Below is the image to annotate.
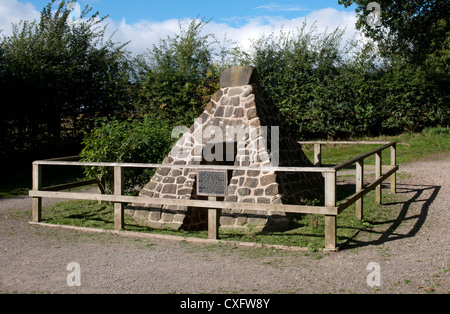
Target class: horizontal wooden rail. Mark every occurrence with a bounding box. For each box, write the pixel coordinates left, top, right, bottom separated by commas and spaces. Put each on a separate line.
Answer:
29, 190, 338, 216
40, 179, 98, 192
33, 159, 336, 173
40, 155, 81, 162
333, 142, 394, 171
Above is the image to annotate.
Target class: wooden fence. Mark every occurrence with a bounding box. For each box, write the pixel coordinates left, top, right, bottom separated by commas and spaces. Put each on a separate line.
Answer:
29, 141, 398, 251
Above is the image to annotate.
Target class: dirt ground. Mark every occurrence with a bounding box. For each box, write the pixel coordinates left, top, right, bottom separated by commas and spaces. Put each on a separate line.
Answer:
0, 152, 449, 294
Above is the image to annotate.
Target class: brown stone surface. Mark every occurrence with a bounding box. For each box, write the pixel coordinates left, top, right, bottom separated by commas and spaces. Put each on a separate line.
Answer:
220, 66, 259, 88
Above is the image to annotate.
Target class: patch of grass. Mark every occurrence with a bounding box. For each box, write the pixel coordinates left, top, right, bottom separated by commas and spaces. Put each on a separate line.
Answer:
222, 189, 402, 250
45, 200, 115, 229
0, 188, 31, 199
44, 200, 209, 239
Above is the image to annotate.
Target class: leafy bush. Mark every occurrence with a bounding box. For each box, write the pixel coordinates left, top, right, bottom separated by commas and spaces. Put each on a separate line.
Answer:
133, 18, 222, 126
379, 62, 449, 134
422, 126, 450, 136
80, 115, 175, 194
0, 0, 132, 167
234, 24, 385, 139
233, 22, 448, 139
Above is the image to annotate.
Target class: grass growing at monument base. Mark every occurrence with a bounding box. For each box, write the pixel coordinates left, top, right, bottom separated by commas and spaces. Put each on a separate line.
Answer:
43, 188, 402, 251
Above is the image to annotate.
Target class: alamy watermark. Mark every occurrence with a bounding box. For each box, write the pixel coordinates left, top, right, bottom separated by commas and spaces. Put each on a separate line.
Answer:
366, 262, 381, 287
66, 2, 82, 26
67, 262, 81, 287
170, 119, 280, 167
366, 2, 382, 28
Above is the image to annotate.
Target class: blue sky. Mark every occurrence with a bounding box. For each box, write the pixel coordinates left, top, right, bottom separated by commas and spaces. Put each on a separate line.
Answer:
16, 0, 356, 24
1, 0, 359, 55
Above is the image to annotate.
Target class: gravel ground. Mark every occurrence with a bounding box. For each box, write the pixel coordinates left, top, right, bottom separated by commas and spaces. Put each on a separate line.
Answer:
0, 152, 449, 294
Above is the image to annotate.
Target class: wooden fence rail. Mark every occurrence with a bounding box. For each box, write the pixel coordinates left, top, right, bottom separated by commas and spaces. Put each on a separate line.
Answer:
29, 141, 398, 251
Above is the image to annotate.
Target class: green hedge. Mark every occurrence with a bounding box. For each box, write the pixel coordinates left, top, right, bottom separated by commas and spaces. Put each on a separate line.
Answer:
237, 26, 449, 140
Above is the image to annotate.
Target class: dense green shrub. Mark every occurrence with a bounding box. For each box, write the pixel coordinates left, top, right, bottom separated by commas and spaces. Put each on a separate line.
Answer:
379, 62, 449, 134
133, 18, 222, 126
0, 0, 132, 167
80, 115, 175, 194
233, 23, 448, 140
233, 24, 384, 139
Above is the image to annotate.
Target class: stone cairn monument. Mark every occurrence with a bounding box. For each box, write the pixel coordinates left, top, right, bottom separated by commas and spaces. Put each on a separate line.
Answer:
125, 66, 324, 231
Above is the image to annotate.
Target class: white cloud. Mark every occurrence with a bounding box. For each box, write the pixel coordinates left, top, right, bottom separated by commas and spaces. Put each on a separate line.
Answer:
307, 8, 358, 35
0, 0, 40, 36
107, 8, 359, 56
104, 17, 189, 54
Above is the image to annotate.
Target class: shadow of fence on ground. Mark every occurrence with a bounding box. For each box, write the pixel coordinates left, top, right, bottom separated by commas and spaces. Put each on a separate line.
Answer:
340, 183, 441, 250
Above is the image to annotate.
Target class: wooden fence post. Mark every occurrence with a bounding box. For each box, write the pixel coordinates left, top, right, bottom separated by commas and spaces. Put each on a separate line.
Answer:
391, 143, 397, 194
324, 171, 336, 250
314, 144, 322, 167
114, 166, 124, 230
32, 163, 42, 222
375, 151, 382, 204
208, 196, 220, 240
356, 159, 364, 221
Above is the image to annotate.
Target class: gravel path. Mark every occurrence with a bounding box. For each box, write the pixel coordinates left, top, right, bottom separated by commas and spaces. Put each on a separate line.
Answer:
1, 152, 449, 294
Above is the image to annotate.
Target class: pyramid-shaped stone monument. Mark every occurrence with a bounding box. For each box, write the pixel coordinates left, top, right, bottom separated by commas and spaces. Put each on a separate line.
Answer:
125, 66, 324, 231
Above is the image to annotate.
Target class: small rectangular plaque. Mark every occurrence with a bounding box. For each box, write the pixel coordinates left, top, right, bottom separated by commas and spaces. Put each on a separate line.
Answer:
197, 170, 227, 197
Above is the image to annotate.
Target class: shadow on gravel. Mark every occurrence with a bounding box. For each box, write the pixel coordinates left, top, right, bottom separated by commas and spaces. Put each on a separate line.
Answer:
341, 183, 441, 250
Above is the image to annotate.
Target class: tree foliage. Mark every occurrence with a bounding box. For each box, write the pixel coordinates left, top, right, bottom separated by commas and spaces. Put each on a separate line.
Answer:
133, 18, 223, 126
337, 0, 450, 134
338, 0, 450, 64
0, 0, 132, 166
233, 20, 448, 139
80, 115, 174, 194
233, 24, 380, 139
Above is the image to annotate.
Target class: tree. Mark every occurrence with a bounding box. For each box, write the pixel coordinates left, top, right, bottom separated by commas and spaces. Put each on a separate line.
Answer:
0, 0, 132, 166
235, 22, 367, 139
338, 0, 449, 131
338, 0, 450, 64
134, 18, 223, 126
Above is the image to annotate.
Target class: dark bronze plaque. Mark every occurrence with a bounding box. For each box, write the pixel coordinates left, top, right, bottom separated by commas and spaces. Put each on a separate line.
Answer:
197, 170, 227, 197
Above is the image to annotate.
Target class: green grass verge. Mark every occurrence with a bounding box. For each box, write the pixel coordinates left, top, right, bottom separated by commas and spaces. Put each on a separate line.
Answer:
43, 200, 209, 239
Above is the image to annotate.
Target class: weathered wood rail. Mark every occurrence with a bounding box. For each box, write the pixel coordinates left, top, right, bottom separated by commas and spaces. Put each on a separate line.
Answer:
29, 141, 398, 251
